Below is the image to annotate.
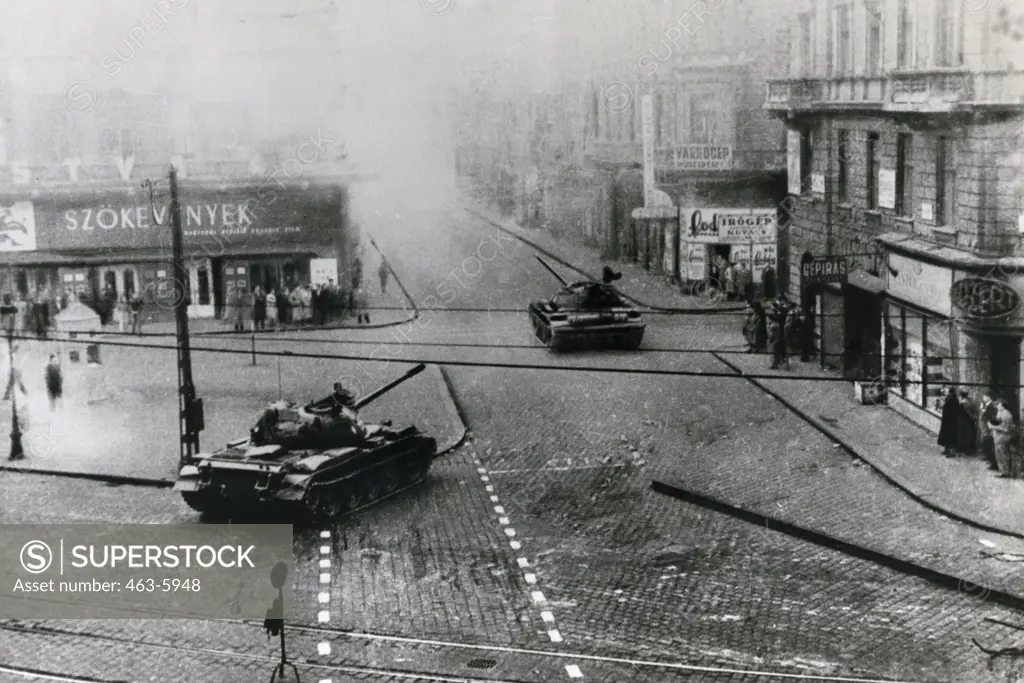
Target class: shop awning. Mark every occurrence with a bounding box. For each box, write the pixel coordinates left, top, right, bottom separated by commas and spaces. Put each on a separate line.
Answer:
1, 245, 324, 267
847, 269, 886, 295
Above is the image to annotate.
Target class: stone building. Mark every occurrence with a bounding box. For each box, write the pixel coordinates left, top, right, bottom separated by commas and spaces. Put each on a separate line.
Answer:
456, 0, 790, 290
766, 0, 1024, 430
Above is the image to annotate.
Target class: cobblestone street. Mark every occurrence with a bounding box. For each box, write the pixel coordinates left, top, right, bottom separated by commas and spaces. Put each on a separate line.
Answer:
6, 202, 1024, 681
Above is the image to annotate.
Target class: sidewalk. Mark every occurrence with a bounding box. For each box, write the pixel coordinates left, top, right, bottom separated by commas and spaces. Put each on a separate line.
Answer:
464, 202, 747, 313
722, 351, 1024, 539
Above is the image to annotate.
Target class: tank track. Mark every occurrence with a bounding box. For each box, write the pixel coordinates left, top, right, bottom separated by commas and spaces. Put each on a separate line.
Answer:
296, 450, 432, 524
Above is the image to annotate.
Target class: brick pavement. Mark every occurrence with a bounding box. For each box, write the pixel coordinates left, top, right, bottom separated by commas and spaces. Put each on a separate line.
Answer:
723, 351, 1024, 539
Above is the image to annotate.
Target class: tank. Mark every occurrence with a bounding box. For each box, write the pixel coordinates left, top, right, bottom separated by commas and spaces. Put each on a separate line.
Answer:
528, 256, 645, 351
173, 363, 438, 522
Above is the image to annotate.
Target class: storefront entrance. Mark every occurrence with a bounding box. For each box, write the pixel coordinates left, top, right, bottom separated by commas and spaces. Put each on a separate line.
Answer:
990, 335, 1021, 420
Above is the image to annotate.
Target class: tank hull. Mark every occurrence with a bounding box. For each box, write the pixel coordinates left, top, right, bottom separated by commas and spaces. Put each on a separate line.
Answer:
174, 428, 438, 522
528, 301, 645, 351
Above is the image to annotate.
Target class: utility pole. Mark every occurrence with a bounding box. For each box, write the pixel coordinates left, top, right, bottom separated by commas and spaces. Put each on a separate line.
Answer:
167, 165, 203, 467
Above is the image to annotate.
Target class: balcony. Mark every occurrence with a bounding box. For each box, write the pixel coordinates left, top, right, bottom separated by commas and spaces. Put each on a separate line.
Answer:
765, 70, 1024, 116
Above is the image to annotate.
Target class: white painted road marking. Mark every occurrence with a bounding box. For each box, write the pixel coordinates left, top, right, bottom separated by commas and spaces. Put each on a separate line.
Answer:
319, 545, 330, 555
517, 558, 530, 568
548, 629, 563, 643
524, 573, 537, 584
318, 642, 331, 656
565, 664, 583, 678
531, 591, 546, 604
541, 611, 555, 623
319, 531, 331, 539
510, 541, 522, 550
319, 559, 330, 569
318, 611, 330, 623
504, 528, 516, 537
320, 573, 330, 584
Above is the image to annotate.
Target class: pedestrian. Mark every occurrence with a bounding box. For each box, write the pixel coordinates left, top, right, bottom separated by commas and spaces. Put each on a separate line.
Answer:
957, 390, 978, 457
761, 264, 776, 300
784, 309, 802, 360
751, 301, 767, 352
742, 304, 758, 352
737, 262, 753, 303
117, 295, 127, 333
938, 387, 961, 457
44, 354, 62, 413
767, 318, 784, 369
266, 289, 277, 330
979, 394, 998, 471
378, 260, 389, 295
299, 284, 312, 324
278, 287, 290, 326
253, 286, 266, 331
989, 399, 1016, 477
724, 262, 738, 301
130, 292, 143, 335
354, 285, 370, 324
1, 341, 26, 401
230, 287, 244, 332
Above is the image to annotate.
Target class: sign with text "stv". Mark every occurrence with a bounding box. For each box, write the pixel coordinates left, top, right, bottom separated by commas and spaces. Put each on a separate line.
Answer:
801, 257, 848, 285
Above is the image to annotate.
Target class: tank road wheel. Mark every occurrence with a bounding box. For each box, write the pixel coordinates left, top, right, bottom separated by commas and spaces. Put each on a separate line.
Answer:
302, 487, 327, 523
181, 491, 220, 514
323, 488, 347, 519
381, 466, 402, 495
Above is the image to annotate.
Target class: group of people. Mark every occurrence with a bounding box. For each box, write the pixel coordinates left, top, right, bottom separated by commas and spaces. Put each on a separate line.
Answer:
227, 252, 390, 332
939, 390, 1019, 478
710, 259, 777, 304
1, 293, 57, 338
1, 340, 64, 420
742, 294, 813, 369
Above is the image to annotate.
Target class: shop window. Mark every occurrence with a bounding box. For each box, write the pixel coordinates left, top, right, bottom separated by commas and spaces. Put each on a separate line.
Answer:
887, 302, 954, 416
124, 270, 136, 299
15, 271, 28, 297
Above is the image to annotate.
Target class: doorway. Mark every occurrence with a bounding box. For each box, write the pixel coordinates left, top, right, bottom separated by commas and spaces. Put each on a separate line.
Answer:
103, 270, 118, 299
123, 269, 136, 300
212, 258, 224, 318
991, 335, 1021, 420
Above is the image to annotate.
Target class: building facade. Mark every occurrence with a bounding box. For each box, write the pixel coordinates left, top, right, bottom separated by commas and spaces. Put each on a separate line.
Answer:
766, 0, 1024, 430
455, 0, 790, 293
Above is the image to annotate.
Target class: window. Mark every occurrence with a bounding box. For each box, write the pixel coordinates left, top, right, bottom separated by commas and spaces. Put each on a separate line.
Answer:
837, 130, 850, 203
935, 0, 960, 66
835, 4, 852, 74
867, 132, 880, 208
896, 133, 914, 217
897, 0, 914, 68
936, 137, 956, 227
797, 12, 812, 76
689, 96, 720, 144
887, 302, 954, 416
801, 129, 814, 193
866, 1, 883, 74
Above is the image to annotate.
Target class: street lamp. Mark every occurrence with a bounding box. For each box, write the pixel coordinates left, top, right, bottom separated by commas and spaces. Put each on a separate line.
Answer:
0, 302, 24, 461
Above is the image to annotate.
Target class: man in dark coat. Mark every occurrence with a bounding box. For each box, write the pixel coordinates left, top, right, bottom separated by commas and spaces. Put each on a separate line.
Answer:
44, 354, 62, 413
938, 387, 961, 457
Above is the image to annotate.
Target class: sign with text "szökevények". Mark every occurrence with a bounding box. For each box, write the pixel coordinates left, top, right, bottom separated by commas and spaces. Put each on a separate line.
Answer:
801, 257, 848, 285
0, 524, 293, 619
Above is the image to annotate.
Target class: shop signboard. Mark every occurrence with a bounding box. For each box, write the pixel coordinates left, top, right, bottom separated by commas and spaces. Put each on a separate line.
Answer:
801, 257, 848, 285
887, 253, 953, 316
904, 342, 924, 405
950, 277, 1021, 320
670, 145, 732, 171
787, 131, 801, 195
684, 242, 706, 281
0, 201, 36, 252
33, 186, 341, 252
681, 208, 777, 244
310, 258, 338, 287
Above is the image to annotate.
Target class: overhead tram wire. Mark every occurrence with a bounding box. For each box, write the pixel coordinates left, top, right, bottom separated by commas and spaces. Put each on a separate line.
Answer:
14, 332, 1020, 389
57, 329, 995, 363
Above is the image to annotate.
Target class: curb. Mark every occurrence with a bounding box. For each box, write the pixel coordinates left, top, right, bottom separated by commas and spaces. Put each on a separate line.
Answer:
651, 479, 1024, 611
711, 351, 1024, 541
465, 206, 748, 315
0, 464, 173, 488
427, 363, 469, 457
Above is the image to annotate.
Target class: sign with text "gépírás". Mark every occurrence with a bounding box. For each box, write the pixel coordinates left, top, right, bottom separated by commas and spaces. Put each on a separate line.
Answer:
801, 257, 848, 285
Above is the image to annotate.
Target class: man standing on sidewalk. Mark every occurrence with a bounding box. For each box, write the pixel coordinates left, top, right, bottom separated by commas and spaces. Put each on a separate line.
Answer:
378, 259, 389, 295
1, 341, 26, 400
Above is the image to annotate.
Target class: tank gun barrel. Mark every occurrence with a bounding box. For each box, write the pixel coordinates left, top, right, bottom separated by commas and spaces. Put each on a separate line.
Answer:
353, 363, 426, 410
535, 256, 569, 287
